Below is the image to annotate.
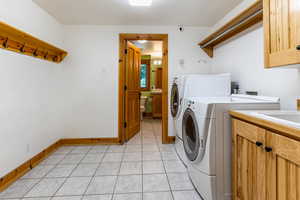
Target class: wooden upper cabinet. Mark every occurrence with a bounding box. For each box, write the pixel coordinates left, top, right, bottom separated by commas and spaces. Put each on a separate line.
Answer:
264, 0, 300, 67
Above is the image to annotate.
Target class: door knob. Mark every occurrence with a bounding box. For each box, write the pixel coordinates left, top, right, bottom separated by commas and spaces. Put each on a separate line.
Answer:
296, 45, 300, 50
265, 147, 273, 152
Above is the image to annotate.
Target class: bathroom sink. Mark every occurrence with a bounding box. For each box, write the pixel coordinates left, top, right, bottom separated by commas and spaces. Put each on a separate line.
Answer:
151, 89, 162, 94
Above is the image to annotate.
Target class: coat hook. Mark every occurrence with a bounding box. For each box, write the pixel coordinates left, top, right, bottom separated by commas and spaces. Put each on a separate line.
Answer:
3, 37, 8, 48
33, 48, 38, 57
52, 55, 58, 62
44, 51, 48, 59
20, 43, 26, 53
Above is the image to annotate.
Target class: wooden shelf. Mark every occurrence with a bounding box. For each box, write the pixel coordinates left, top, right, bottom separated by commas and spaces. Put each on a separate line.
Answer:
0, 21, 67, 63
199, 0, 263, 57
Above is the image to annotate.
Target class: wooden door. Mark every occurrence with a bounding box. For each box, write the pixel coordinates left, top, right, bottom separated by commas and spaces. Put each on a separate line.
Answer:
264, 0, 300, 67
266, 131, 300, 200
125, 42, 141, 141
232, 119, 267, 200
155, 68, 163, 89
152, 93, 162, 118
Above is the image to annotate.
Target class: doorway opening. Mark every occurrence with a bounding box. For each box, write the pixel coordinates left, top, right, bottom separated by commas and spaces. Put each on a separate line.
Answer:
118, 34, 173, 144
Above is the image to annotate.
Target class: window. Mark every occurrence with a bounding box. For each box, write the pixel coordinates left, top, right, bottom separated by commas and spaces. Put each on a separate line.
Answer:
140, 64, 147, 88
140, 59, 150, 91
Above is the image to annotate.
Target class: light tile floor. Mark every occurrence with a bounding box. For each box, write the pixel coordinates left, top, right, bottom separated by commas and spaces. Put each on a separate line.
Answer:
0, 119, 202, 200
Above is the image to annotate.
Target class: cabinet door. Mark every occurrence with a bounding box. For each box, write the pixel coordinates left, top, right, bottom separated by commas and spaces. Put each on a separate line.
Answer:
152, 94, 162, 118
155, 68, 162, 89
232, 120, 267, 200
266, 131, 300, 200
264, 0, 300, 67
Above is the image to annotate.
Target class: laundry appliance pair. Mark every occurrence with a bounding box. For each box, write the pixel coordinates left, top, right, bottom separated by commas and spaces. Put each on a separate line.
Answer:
170, 74, 280, 200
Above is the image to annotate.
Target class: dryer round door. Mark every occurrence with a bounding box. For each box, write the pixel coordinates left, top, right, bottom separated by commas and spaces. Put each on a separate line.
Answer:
182, 108, 200, 161
171, 83, 180, 118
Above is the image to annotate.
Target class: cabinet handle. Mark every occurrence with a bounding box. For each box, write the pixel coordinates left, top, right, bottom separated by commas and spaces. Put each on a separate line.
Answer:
255, 141, 263, 147
265, 147, 273, 152
297, 45, 300, 50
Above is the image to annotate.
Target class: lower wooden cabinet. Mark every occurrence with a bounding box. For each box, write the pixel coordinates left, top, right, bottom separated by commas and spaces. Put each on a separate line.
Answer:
232, 119, 300, 200
152, 93, 162, 118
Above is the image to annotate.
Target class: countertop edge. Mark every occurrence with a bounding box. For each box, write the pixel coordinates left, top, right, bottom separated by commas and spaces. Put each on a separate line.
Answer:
229, 110, 300, 141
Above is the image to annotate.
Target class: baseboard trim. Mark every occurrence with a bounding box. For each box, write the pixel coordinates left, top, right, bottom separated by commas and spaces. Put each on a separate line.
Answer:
165, 136, 175, 144
0, 140, 61, 192
0, 137, 121, 192
60, 137, 121, 145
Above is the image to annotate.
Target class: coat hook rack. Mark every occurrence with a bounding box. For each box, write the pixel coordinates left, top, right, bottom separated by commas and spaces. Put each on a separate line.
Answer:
0, 21, 67, 63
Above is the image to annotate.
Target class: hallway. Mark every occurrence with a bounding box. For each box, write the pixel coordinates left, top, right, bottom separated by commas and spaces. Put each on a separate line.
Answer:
0, 119, 201, 200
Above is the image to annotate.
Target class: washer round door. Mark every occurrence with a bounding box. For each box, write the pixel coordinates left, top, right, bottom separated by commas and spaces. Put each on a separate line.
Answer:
171, 83, 180, 118
182, 108, 200, 161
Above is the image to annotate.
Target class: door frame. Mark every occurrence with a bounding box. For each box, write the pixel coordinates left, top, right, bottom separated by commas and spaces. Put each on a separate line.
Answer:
118, 33, 173, 144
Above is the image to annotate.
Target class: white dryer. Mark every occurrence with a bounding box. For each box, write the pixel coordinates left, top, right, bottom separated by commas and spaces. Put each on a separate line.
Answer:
170, 74, 231, 166
181, 95, 280, 200
171, 73, 231, 140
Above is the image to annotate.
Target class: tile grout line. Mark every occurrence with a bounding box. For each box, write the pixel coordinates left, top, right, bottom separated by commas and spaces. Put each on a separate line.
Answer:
49, 146, 92, 199
110, 144, 125, 199
141, 120, 144, 200
81, 145, 109, 200
1, 120, 192, 200
154, 119, 176, 200
20, 146, 76, 199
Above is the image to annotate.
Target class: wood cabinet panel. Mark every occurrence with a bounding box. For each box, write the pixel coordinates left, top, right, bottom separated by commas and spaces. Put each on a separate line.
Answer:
152, 93, 162, 118
236, 136, 266, 200
264, 0, 300, 67
155, 68, 162, 89
266, 131, 300, 200
235, 119, 265, 143
232, 119, 266, 200
233, 119, 300, 200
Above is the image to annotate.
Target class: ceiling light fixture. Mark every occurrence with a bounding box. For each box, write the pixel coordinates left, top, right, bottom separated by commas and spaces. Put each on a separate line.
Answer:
138, 40, 147, 44
129, 0, 152, 7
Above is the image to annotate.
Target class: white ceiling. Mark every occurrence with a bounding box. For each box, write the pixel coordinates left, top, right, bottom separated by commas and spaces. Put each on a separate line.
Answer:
33, 0, 241, 26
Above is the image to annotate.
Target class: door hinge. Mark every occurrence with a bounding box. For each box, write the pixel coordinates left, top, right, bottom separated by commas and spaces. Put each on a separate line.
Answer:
119, 59, 123, 63
124, 85, 127, 91
124, 122, 127, 128
124, 49, 128, 54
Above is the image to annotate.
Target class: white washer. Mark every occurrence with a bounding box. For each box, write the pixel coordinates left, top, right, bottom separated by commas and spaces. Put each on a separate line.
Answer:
170, 74, 231, 166
181, 95, 280, 200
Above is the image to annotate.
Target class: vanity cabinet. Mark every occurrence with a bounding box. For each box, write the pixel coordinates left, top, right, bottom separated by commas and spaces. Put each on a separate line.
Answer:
264, 0, 300, 68
232, 119, 300, 200
152, 93, 162, 118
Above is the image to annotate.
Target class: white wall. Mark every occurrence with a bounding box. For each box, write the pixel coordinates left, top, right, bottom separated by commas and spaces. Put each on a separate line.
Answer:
62, 25, 212, 138
211, 0, 300, 110
0, 0, 66, 177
